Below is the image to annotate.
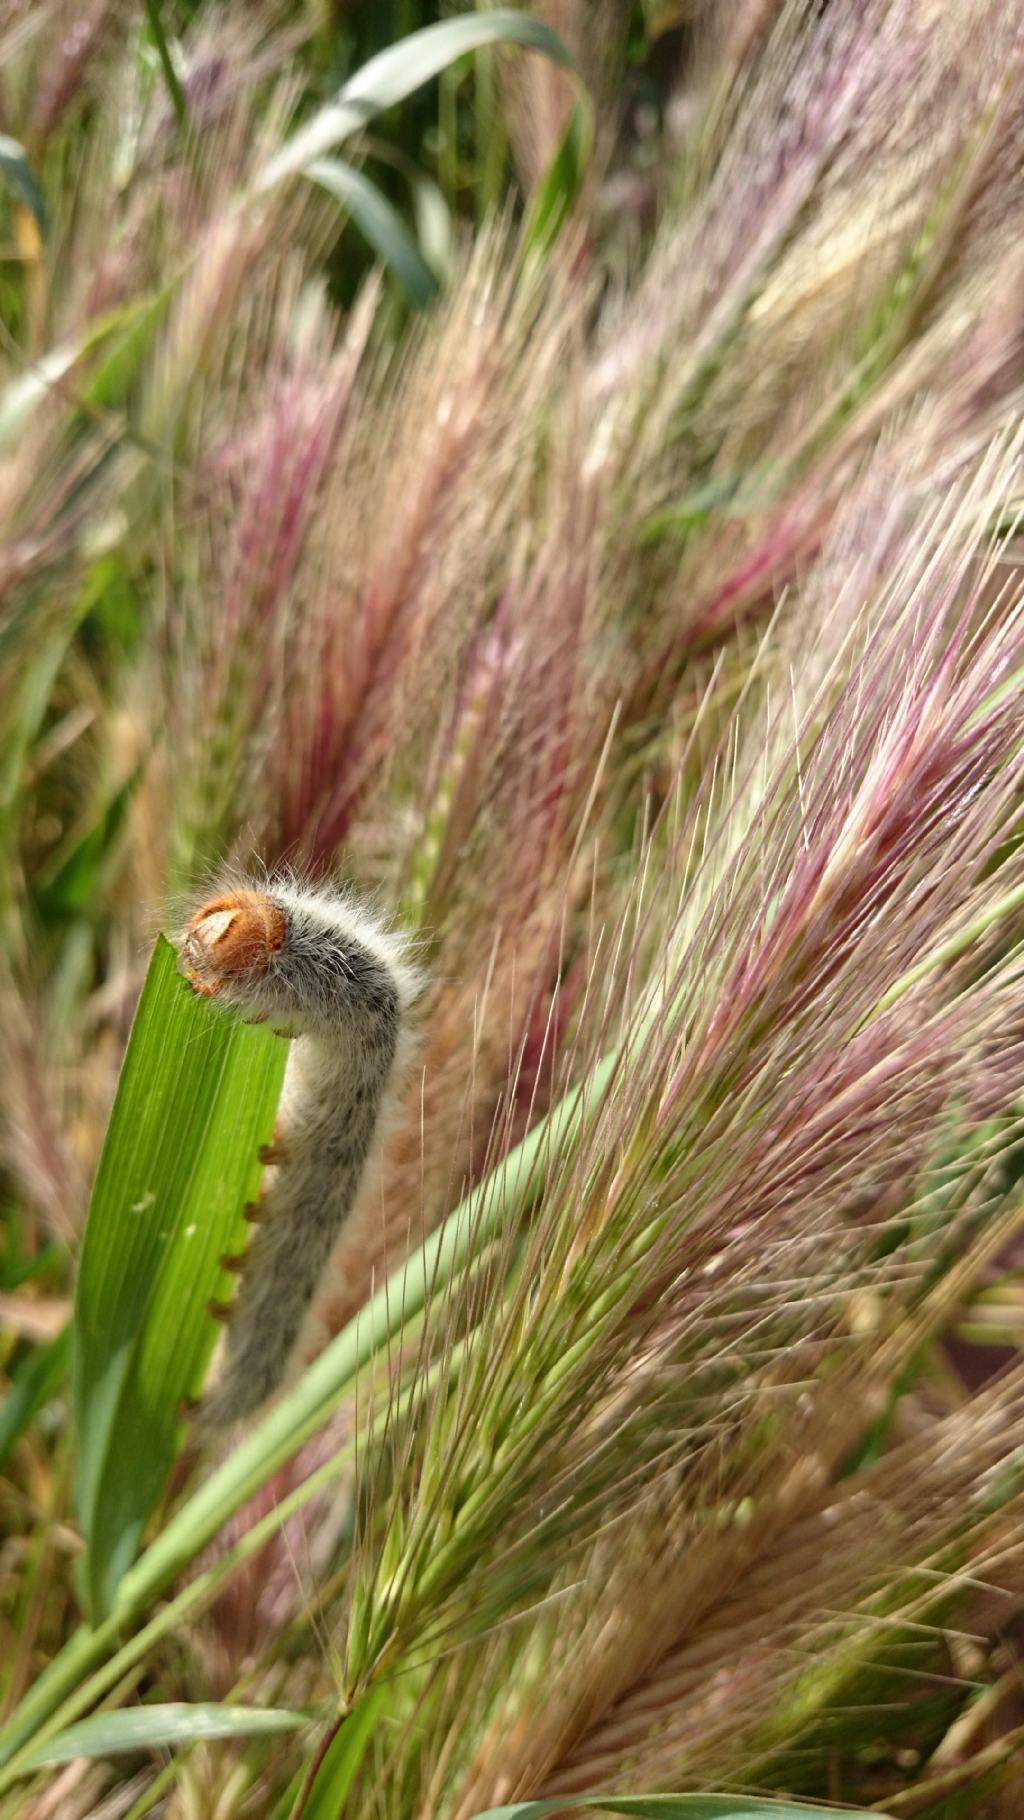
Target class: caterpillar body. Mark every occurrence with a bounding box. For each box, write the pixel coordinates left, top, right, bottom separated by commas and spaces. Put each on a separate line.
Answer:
177, 877, 419, 1428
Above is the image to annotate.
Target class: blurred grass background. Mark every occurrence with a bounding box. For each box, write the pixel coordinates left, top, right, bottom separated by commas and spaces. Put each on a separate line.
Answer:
3, 1, 1024, 1815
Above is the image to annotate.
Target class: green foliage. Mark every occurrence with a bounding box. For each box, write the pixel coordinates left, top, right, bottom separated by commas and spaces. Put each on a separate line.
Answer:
307, 157, 440, 308
23, 1700, 307, 1770
256, 10, 578, 300
257, 12, 574, 192
3, 1, 1024, 1815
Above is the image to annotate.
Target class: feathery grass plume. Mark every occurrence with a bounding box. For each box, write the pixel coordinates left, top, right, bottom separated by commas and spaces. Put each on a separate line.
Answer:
272, 236, 588, 868
319, 407, 609, 1333
152, 0, 1024, 1351
4, 3, 1024, 1812
26, 0, 124, 150
165, 280, 374, 885
536, 1365, 1024, 1807
287, 0, 1024, 1339
27, 0, 1020, 1280
329, 439, 1024, 1816
0, 9, 345, 1216
0, 978, 84, 1249
584, 0, 1024, 692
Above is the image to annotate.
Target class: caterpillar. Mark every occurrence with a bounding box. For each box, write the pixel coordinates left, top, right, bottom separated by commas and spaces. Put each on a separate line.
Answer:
176, 875, 420, 1428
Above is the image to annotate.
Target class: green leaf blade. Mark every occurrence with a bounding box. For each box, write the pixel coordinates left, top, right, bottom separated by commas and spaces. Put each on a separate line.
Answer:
257, 12, 573, 192
73, 937, 287, 1623
294, 1689, 384, 1820
306, 159, 439, 308
23, 1701, 307, 1769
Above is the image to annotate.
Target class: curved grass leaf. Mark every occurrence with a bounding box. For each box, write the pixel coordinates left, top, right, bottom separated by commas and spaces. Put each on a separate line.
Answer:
306, 159, 439, 308
23, 1701, 306, 1769
73, 936, 287, 1624
469, 1799, 889, 1820
257, 12, 573, 193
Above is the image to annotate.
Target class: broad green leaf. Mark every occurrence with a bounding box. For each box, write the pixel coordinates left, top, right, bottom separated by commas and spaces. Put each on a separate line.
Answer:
0, 134, 46, 228
73, 936, 287, 1623
257, 13, 573, 192
469, 1799, 889, 1820
306, 159, 439, 308
22, 1701, 306, 1768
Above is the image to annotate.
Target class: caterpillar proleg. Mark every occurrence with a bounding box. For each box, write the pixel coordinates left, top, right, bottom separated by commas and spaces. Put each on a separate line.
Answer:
176, 877, 420, 1428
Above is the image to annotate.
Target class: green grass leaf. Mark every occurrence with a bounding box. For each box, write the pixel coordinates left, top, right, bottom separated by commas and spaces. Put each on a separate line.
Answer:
1, 1047, 609, 1773
468, 1799, 890, 1820
290, 1690, 384, 1820
22, 1701, 307, 1769
73, 936, 287, 1623
306, 158, 439, 308
257, 12, 573, 192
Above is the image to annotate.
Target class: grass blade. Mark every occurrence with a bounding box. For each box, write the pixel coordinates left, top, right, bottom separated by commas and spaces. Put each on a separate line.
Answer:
306, 159, 440, 307
73, 936, 287, 1623
257, 12, 572, 192
22, 1701, 307, 1769
291, 1689, 384, 1820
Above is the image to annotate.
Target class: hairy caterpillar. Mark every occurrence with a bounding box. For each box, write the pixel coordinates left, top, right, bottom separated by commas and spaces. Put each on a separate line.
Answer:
176, 876, 420, 1428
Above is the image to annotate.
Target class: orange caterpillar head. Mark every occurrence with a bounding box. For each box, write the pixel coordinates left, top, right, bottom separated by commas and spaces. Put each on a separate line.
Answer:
179, 890, 285, 999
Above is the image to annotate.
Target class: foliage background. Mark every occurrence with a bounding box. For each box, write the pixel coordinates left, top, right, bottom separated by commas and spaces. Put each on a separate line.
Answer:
2, 1, 1024, 1816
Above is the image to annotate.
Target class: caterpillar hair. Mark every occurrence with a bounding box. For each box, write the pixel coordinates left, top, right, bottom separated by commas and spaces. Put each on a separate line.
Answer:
176, 875, 421, 1428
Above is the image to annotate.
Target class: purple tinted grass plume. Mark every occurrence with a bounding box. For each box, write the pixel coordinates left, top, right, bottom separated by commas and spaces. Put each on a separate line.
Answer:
340, 445, 1024, 1814
168, 294, 371, 882
28, 0, 120, 146
6, 0, 1024, 1802
273, 243, 585, 865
